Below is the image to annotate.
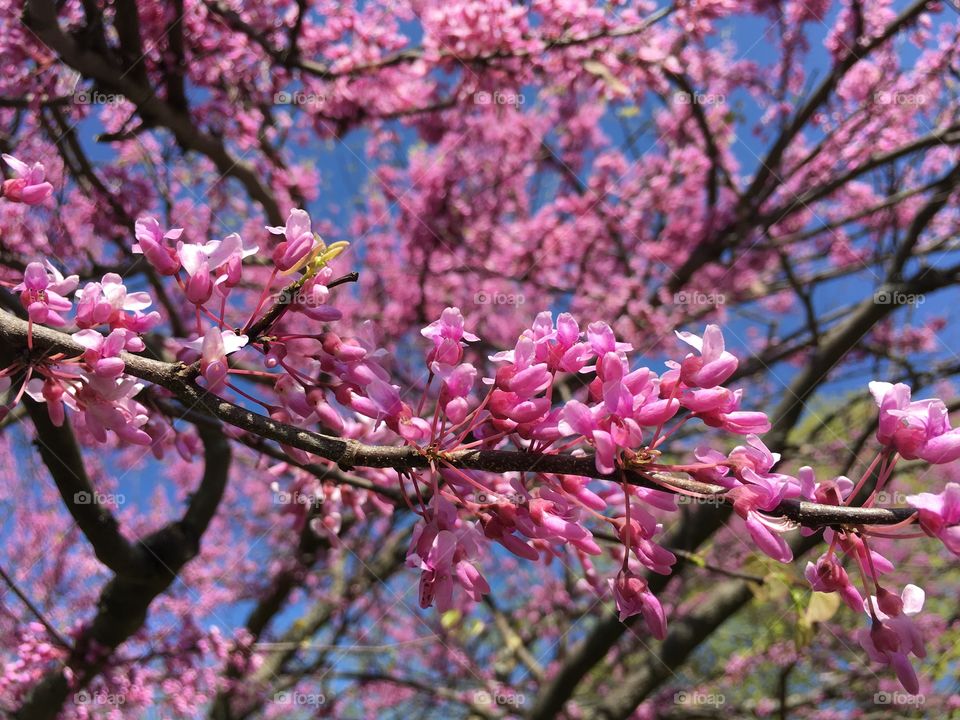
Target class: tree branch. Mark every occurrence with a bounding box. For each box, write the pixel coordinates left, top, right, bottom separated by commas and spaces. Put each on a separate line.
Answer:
23, 0, 284, 225
13, 411, 231, 720
0, 308, 926, 530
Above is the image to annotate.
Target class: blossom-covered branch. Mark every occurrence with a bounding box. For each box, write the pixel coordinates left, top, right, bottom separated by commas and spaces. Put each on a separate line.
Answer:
0, 306, 924, 530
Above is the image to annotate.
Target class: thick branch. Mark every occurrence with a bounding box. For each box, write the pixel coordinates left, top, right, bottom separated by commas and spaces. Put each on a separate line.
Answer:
23, 0, 283, 225
13, 410, 231, 720
22, 400, 141, 574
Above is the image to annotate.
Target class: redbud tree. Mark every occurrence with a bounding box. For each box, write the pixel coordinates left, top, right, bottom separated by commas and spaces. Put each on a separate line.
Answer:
1, 0, 960, 718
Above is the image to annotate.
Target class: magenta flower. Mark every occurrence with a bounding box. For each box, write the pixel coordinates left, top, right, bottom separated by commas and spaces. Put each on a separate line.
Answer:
559, 400, 619, 474
14, 261, 78, 326
727, 469, 794, 562
184, 327, 248, 392
417, 529, 457, 610
804, 554, 863, 611
530, 311, 592, 372
421, 307, 479, 366
352, 376, 431, 441
869, 381, 960, 463
291, 270, 342, 322
75, 273, 156, 330
267, 208, 316, 273
177, 234, 256, 305
586, 321, 633, 357
691, 387, 771, 435
489, 389, 551, 426
210, 232, 259, 293
675, 324, 738, 388
905, 483, 960, 556
36, 378, 67, 426
305, 388, 344, 433
610, 569, 667, 638
435, 362, 477, 424
409, 497, 490, 611
178, 245, 214, 304
857, 584, 926, 694
73, 328, 142, 379
617, 512, 677, 575
1, 154, 53, 205
517, 496, 601, 555
24, 376, 78, 428
74, 375, 152, 446
133, 217, 183, 275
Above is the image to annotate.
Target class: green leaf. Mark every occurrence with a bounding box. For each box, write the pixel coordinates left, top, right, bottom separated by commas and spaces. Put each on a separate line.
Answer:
441, 609, 462, 629
804, 591, 841, 624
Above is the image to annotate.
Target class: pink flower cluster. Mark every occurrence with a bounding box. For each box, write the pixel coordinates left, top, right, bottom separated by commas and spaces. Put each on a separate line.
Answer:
870, 381, 960, 464
400, 311, 777, 638
3, 166, 959, 697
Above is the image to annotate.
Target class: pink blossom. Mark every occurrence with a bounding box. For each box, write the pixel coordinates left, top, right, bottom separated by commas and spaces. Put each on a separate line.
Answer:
516, 495, 601, 555
75, 274, 158, 330
727, 469, 794, 562
435, 362, 477, 424
210, 232, 259, 293
687, 387, 771, 434
267, 208, 316, 273
618, 516, 677, 575
133, 217, 183, 275
1, 154, 53, 205
528, 311, 593, 372
804, 554, 863, 611
291, 269, 342, 321
905, 483, 960, 556
13, 261, 78, 326
73, 328, 143, 379
177, 233, 256, 305
559, 400, 619, 474
73, 376, 152, 445
586, 321, 632, 357
409, 497, 490, 611
675, 325, 738, 388
421, 307, 479, 366
184, 327, 248, 391
611, 569, 667, 638
857, 585, 926, 694
869, 382, 960, 463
